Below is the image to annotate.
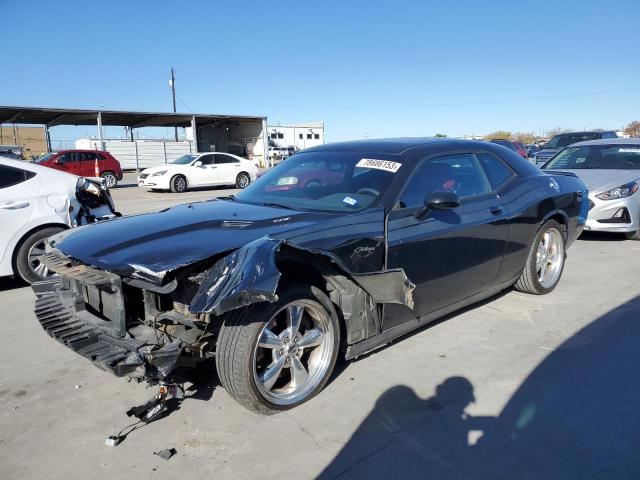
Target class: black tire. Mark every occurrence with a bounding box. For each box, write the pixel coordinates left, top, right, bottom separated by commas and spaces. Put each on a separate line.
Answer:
514, 219, 566, 295
14, 227, 65, 284
170, 175, 187, 193
235, 172, 251, 189
100, 171, 118, 188
216, 283, 340, 414
624, 230, 640, 241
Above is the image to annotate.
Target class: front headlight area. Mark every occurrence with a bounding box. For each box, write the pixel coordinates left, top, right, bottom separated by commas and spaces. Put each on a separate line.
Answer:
595, 181, 638, 201
151, 170, 168, 177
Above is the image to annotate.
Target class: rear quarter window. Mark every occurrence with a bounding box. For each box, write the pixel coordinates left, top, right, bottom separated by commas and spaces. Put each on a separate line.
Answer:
0, 165, 37, 188
477, 153, 515, 190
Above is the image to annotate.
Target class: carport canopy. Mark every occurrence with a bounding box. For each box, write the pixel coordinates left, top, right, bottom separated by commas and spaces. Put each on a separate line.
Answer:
0, 105, 265, 128
0, 105, 268, 159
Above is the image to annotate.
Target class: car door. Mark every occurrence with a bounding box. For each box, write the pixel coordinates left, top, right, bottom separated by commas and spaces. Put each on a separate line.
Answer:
0, 165, 40, 268
55, 152, 80, 175
214, 154, 242, 185
190, 154, 219, 186
383, 152, 510, 330
78, 151, 98, 177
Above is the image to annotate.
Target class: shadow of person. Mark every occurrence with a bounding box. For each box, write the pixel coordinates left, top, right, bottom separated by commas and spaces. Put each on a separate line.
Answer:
319, 377, 492, 480
321, 295, 640, 480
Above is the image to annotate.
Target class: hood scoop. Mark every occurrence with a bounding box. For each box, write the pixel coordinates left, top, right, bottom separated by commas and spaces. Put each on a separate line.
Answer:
222, 220, 253, 228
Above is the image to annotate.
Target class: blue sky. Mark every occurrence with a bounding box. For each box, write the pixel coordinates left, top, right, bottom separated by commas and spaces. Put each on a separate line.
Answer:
2, 0, 639, 144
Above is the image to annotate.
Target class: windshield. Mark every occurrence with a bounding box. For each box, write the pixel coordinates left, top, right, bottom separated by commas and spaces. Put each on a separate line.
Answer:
233, 151, 401, 212
171, 154, 198, 165
33, 153, 55, 163
543, 145, 640, 170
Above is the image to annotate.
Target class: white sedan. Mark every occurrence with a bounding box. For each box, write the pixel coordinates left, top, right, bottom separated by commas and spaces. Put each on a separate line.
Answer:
137, 153, 260, 192
0, 157, 118, 283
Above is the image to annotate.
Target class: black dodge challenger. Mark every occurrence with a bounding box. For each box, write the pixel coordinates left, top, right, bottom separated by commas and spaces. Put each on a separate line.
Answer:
34, 138, 588, 414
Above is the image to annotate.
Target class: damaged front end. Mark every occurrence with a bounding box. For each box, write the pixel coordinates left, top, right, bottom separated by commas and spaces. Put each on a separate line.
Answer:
72, 177, 120, 226
33, 235, 414, 384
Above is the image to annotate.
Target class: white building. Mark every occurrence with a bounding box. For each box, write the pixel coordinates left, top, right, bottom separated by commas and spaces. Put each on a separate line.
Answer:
267, 122, 324, 151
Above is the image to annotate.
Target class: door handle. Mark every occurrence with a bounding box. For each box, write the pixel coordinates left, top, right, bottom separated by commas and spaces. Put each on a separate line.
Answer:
490, 206, 503, 216
209, 166, 217, 169
0, 201, 30, 210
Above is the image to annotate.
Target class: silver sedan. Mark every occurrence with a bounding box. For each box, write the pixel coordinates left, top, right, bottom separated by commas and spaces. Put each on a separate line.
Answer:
542, 138, 640, 240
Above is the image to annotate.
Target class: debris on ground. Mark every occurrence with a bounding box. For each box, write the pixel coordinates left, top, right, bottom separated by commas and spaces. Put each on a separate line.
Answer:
154, 448, 177, 460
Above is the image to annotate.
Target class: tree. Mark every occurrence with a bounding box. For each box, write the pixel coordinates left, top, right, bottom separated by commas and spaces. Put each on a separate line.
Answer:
484, 131, 512, 140
514, 132, 537, 144
625, 121, 640, 137
434, 133, 447, 137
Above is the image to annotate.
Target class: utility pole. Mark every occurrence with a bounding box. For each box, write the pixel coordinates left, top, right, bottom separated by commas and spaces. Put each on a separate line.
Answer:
170, 67, 178, 141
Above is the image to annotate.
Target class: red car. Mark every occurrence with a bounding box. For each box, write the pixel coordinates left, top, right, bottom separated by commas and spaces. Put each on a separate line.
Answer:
34, 149, 123, 188
490, 139, 529, 160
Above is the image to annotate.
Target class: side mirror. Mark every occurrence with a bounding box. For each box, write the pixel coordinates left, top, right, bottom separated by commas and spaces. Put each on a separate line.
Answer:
415, 190, 460, 219
54, 158, 63, 164
193, 160, 203, 167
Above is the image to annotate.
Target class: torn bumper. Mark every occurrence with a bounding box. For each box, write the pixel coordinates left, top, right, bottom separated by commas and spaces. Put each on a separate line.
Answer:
33, 277, 181, 382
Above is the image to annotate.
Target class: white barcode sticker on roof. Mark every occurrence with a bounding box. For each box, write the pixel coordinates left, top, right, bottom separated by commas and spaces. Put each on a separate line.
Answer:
356, 158, 402, 172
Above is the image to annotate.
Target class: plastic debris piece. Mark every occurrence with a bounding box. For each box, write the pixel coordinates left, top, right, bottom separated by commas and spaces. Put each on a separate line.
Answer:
154, 448, 177, 460
105, 436, 122, 447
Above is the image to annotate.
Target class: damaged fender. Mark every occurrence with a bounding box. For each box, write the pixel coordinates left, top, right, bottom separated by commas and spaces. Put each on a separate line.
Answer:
188, 236, 415, 321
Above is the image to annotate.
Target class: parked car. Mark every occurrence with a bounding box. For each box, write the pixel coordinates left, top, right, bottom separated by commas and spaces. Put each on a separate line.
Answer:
0, 145, 25, 160
33, 138, 586, 414
137, 152, 259, 192
542, 138, 640, 240
0, 158, 118, 283
490, 139, 528, 159
526, 144, 540, 157
33, 149, 123, 188
269, 146, 296, 163
533, 131, 618, 165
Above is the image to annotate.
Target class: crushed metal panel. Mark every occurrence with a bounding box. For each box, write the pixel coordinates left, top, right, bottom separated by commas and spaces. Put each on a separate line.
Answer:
189, 238, 282, 315
189, 236, 415, 316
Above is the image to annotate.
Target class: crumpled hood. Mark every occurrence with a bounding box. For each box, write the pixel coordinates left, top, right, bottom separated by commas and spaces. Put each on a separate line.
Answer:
551, 169, 640, 193
50, 199, 330, 282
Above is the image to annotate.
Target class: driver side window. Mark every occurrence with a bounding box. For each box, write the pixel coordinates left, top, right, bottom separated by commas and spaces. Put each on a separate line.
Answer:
198, 155, 214, 166
398, 154, 491, 209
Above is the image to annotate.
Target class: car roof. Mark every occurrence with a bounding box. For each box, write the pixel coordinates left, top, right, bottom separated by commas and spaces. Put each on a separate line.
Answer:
57, 149, 108, 153
569, 138, 640, 147
303, 137, 484, 155
0, 156, 79, 178
556, 131, 616, 136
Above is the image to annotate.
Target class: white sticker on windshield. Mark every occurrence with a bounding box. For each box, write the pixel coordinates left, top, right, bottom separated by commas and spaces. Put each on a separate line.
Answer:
342, 196, 359, 207
619, 148, 640, 153
356, 158, 402, 173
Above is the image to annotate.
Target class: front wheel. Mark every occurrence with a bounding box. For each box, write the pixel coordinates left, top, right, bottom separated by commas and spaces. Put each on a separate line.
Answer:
170, 175, 187, 193
235, 172, 251, 189
514, 219, 566, 295
216, 284, 340, 414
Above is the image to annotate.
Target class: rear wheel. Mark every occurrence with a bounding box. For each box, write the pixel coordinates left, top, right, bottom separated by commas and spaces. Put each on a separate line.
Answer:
624, 230, 640, 241
235, 172, 251, 189
15, 227, 64, 284
100, 171, 118, 188
216, 284, 340, 414
514, 219, 566, 295
170, 175, 187, 193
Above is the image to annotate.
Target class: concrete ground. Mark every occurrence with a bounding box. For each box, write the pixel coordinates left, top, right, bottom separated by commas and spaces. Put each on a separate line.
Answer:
1, 179, 639, 479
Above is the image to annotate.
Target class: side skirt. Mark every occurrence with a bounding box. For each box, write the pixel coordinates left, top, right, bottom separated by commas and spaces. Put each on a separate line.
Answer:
345, 277, 517, 360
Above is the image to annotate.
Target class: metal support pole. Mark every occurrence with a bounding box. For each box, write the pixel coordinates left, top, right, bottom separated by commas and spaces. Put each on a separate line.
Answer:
45, 126, 52, 153
171, 68, 178, 142
97, 111, 104, 150
134, 139, 139, 172
163, 140, 167, 164
262, 118, 269, 168
191, 115, 198, 153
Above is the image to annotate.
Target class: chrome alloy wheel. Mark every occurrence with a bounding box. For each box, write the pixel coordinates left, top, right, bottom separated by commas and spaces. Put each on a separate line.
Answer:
102, 172, 117, 188
28, 239, 51, 280
536, 228, 564, 288
237, 173, 250, 188
253, 300, 335, 405
174, 176, 187, 192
